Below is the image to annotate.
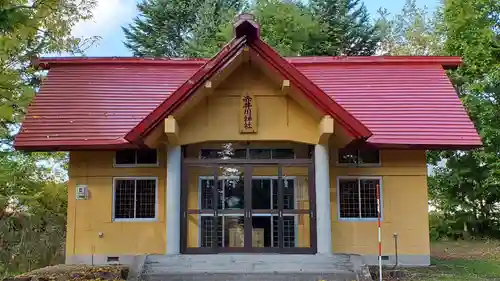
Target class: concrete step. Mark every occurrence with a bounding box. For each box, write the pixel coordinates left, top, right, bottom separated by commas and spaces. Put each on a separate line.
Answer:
143, 272, 360, 281
145, 254, 355, 273
140, 254, 368, 281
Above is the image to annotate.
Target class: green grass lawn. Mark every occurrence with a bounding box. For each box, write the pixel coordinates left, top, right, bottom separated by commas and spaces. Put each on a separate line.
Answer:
390, 240, 500, 281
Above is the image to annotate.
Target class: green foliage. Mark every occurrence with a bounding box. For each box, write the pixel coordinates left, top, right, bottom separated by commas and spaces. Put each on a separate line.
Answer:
1, 0, 98, 143
183, 0, 241, 57
377, 0, 500, 240
1, 0, 96, 276
123, 0, 244, 58
122, 0, 203, 57
427, 0, 500, 239
122, 0, 380, 57
253, 0, 319, 56
429, 211, 471, 241
0, 183, 68, 276
376, 0, 445, 55
304, 0, 380, 56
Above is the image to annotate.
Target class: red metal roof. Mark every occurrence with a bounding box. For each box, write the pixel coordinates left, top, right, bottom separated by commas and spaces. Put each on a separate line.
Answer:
15, 63, 199, 150
298, 63, 481, 148
15, 44, 480, 150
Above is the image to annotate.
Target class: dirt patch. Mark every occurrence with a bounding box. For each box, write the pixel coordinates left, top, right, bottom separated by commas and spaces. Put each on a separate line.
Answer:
430, 240, 500, 260
4, 265, 128, 281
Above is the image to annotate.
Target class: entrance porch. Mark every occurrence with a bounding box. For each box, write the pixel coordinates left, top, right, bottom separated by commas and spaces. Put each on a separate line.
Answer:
166, 142, 333, 255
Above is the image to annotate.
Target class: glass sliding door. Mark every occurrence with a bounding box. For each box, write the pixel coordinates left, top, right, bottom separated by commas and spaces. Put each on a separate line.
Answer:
216, 165, 249, 251
250, 166, 279, 251
184, 165, 249, 253
181, 143, 316, 254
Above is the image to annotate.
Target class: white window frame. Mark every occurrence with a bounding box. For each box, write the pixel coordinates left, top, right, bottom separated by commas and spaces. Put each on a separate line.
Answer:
336, 148, 381, 167
336, 176, 383, 221
112, 177, 159, 222
113, 149, 160, 167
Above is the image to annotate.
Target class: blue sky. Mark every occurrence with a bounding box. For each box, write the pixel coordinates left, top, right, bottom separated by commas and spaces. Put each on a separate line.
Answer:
74, 0, 440, 57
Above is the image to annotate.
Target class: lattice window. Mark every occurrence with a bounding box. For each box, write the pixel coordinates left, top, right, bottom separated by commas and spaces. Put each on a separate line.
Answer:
272, 179, 295, 209
200, 217, 223, 247
114, 178, 156, 220
272, 216, 296, 248
115, 149, 158, 166
338, 178, 380, 219
201, 179, 215, 209
338, 148, 380, 165
283, 216, 296, 248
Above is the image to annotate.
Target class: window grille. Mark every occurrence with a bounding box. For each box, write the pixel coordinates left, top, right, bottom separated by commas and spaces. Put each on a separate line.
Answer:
114, 178, 156, 220
338, 178, 380, 219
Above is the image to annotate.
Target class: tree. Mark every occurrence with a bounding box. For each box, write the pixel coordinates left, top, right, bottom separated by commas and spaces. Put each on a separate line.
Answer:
123, 0, 380, 58
183, 0, 242, 57
304, 0, 380, 56
253, 0, 319, 56
428, 0, 500, 238
1, 0, 97, 143
375, 0, 445, 56
123, 0, 243, 58
122, 0, 202, 57
0, 0, 96, 275
374, 0, 500, 239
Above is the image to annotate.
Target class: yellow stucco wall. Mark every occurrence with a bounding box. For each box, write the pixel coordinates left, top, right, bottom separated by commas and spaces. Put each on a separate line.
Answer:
67, 148, 167, 257
331, 149, 430, 256
66, 148, 429, 257
177, 63, 323, 145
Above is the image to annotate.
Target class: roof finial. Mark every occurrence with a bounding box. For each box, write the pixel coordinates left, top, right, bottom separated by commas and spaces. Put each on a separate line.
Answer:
233, 13, 260, 40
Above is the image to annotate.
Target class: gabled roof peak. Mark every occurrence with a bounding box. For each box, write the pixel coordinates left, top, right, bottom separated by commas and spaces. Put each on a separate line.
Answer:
233, 13, 260, 40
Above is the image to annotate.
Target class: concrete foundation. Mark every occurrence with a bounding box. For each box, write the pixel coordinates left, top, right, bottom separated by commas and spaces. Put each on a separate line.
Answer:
361, 254, 431, 267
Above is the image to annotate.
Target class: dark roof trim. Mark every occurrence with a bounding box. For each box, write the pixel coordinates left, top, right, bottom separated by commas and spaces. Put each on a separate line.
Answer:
35, 56, 462, 70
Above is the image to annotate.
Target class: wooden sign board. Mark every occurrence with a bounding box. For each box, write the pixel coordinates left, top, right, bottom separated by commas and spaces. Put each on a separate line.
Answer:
239, 93, 257, 133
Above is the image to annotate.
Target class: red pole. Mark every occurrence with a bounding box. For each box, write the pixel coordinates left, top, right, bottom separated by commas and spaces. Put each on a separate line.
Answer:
376, 183, 382, 281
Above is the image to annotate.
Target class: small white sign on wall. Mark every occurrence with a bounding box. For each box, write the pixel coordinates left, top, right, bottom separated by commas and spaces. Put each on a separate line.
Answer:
76, 184, 88, 200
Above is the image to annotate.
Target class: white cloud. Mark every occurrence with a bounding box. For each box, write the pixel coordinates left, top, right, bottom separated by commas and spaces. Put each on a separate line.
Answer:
72, 0, 137, 39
